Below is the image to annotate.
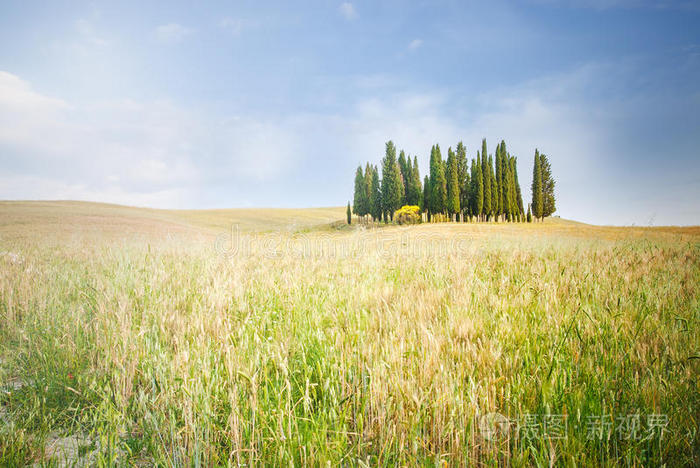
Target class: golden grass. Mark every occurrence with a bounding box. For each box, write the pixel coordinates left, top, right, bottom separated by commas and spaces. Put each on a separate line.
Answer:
0, 201, 698, 466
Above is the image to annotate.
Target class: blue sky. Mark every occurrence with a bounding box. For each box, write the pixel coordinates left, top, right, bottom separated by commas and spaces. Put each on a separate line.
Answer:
0, 0, 699, 225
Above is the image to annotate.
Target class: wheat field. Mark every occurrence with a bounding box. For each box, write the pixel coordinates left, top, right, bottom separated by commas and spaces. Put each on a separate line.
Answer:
0, 201, 698, 466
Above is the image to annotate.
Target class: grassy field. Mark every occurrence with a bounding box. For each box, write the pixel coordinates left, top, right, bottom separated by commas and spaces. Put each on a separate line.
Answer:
0, 201, 698, 466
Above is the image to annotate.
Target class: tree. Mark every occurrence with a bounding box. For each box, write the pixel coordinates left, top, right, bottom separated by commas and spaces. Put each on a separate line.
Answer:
512, 157, 524, 219
409, 155, 423, 207
489, 154, 497, 221
446, 147, 460, 219
481, 140, 492, 220
398, 150, 409, 205
364, 162, 373, 220
422, 175, 431, 220
456, 142, 469, 221
346, 202, 352, 224
470, 157, 483, 220
495, 142, 502, 219
531, 149, 543, 220
353, 165, 367, 219
540, 154, 556, 217
370, 165, 382, 222
527, 204, 532, 222
381, 141, 404, 221
429, 144, 447, 217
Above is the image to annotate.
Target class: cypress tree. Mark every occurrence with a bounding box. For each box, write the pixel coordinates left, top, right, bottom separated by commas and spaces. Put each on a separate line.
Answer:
512, 156, 524, 219
370, 165, 382, 222
364, 162, 373, 220
531, 149, 543, 220
527, 204, 532, 222
422, 175, 431, 220
507, 155, 518, 221
381, 141, 403, 221
405, 156, 414, 205
346, 202, 352, 224
446, 147, 460, 219
353, 165, 366, 219
411, 155, 422, 208
429, 144, 447, 217
456, 142, 469, 221
540, 154, 556, 217
481, 140, 491, 220
437, 146, 448, 216
398, 150, 408, 205
470, 157, 483, 220
489, 154, 497, 221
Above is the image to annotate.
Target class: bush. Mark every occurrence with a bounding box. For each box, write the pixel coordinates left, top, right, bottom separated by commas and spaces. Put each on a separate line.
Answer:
394, 205, 421, 225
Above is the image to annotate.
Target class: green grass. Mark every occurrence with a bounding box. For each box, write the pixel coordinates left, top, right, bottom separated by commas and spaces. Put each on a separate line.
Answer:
0, 201, 698, 466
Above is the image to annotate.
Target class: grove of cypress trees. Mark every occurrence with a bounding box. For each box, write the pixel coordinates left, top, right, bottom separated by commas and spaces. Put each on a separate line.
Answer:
351, 140, 553, 224
446, 147, 460, 220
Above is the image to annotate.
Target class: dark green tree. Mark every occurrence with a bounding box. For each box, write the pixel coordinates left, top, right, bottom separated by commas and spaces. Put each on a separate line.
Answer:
364, 162, 373, 220
429, 144, 447, 217
353, 165, 367, 219
489, 154, 497, 221
481, 140, 492, 220
409, 155, 423, 207
398, 150, 409, 205
512, 156, 524, 219
446, 147, 460, 219
531, 149, 543, 220
346, 202, 352, 224
456, 142, 469, 221
470, 156, 483, 220
370, 165, 382, 222
540, 154, 556, 217
381, 141, 404, 221
422, 175, 431, 220
527, 204, 532, 222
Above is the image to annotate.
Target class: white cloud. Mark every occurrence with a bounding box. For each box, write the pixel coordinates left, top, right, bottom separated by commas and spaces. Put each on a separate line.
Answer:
0, 71, 303, 208
154, 23, 193, 43
408, 39, 423, 50
339, 2, 358, 20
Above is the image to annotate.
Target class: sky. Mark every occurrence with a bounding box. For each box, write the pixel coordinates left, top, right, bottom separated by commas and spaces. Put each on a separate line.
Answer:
0, 0, 699, 225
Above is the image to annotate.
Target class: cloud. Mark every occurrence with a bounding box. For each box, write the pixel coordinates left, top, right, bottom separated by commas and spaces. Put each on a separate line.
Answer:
0, 71, 303, 208
339, 2, 358, 20
408, 39, 423, 50
154, 23, 193, 43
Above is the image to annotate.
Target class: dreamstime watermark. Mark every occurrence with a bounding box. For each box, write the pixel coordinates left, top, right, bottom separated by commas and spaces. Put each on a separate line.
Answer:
477, 412, 669, 442
214, 224, 476, 259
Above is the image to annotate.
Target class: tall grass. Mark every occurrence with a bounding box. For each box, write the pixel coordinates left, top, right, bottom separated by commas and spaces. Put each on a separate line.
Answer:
0, 225, 698, 466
